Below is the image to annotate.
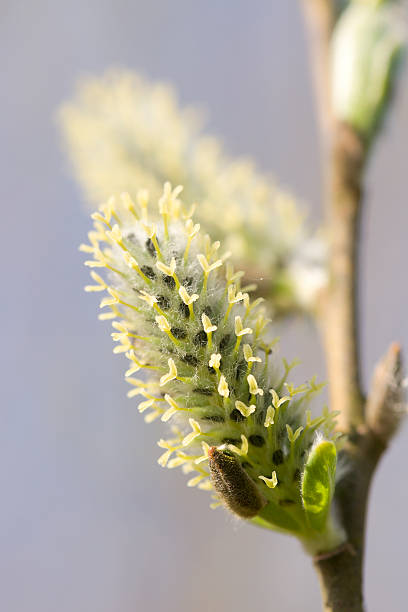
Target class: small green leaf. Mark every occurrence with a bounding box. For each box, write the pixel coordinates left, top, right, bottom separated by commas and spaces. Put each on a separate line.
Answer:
301, 440, 337, 532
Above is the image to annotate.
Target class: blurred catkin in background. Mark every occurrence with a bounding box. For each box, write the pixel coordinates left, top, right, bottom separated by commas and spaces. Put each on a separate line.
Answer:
59, 70, 327, 314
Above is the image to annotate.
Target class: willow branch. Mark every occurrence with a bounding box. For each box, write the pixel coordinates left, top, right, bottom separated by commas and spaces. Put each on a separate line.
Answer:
324, 122, 365, 428
300, 2, 386, 611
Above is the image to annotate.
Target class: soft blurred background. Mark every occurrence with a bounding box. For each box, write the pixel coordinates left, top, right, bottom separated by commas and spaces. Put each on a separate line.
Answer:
1, 1, 408, 611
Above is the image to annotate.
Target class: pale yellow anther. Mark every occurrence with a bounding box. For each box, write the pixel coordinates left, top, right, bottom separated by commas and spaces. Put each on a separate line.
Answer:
80, 243, 96, 254
122, 251, 138, 270
182, 203, 196, 220
235, 316, 253, 338
125, 378, 147, 398
159, 358, 178, 386
179, 286, 199, 306
210, 240, 220, 255
269, 389, 290, 409
243, 344, 262, 363
90, 271, 107, 285
120, 192, 137, 215
84, 258, 105, 268
99, 288, 120, 308
195, 441, 211, 465
203, 234, 221, 260
137, 189, 149, 220
125, 350, 143, 376
112, 321, 129, 333
91, 208, 112, 225
187, 474, 204, 488
99, 196, 117, 222
245, 296, 264, 314
237, 435, 249, 456
87, 230, 101, 248
217, 375, 230, 398
98, 311, 117, 320
85, 270, 107, 292
264, 405, 275, 427
167, 455, 188, 469
198, 479, 213, 491
171, 184, 183, 200
255, 312, 271, 337
227, 286, 245, 305
182, 419, 202, 446
235, 400, 256, 418
247, 374, 264, 396
161, 394, 181, 422
197, 254, 223, 275
113, 338, 132, 354
286, 424, 304, 443
106, 224, 123, 246
201, 313, 217, 334
164, 394, 179, 411
157, 447, 173, 468
111, 329, 127, 342
138, 290, 157, 308
158, 181, 172, 214
209, 353, 221, 370
259, 471, 278, 489
107, 288, 122, 302
84, 244, 107, 266
138, 398, 155, 413
156, 257, 176, 277
141, 222, 157, 239
155, 315, 171, 333
225, 262, 245, 284
185, 219, 200, 238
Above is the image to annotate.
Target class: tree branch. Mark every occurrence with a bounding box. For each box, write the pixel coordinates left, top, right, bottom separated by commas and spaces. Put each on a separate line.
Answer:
324, 122, 365, 428
300, 2, 404, 611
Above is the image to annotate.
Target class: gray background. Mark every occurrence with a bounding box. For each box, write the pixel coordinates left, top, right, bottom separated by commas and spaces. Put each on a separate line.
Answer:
1, 1, 407, 610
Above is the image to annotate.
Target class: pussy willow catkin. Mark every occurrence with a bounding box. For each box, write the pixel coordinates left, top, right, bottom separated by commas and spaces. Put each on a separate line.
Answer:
81, 182, 344, 549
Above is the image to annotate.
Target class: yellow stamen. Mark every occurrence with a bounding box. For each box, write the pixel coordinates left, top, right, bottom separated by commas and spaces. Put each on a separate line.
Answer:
259, 472, 278, 489
234, 401, 256, 418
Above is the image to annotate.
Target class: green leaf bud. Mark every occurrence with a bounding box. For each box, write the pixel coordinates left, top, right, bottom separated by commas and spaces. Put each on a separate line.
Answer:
331, 0, 406, 145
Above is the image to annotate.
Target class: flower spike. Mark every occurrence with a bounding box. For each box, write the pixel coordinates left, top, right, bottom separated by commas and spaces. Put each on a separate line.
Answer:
82, 182, 345, 553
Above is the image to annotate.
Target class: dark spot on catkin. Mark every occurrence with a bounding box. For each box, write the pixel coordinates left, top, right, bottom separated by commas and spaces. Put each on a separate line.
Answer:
249, 435, 265, 447
272, 449, 284, 465
230, 408, 245, 423
279, 499, 296, 507
194, 330, 208, 346
162, 275, 176, 289
222, 437, 241, 445
193, 387, 213, 396
219, 334, 231, 351
171, 327, 187, 340
145, 238, 156, 257
157, 295, 170, 310
202, 415, 225, 423
179, 302, 190, 318
181, 354, 199, 367
235, 360, 246, 379
140, 265, 156, 280
203, 306, 214, 318
183, 276, 194, 289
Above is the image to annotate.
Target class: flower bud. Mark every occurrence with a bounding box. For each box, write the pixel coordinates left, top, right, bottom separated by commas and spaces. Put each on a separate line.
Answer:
331, 0, 406, 145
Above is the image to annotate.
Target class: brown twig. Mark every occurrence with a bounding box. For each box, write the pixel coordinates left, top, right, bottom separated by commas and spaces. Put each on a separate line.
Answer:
300, 2, 404, 610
